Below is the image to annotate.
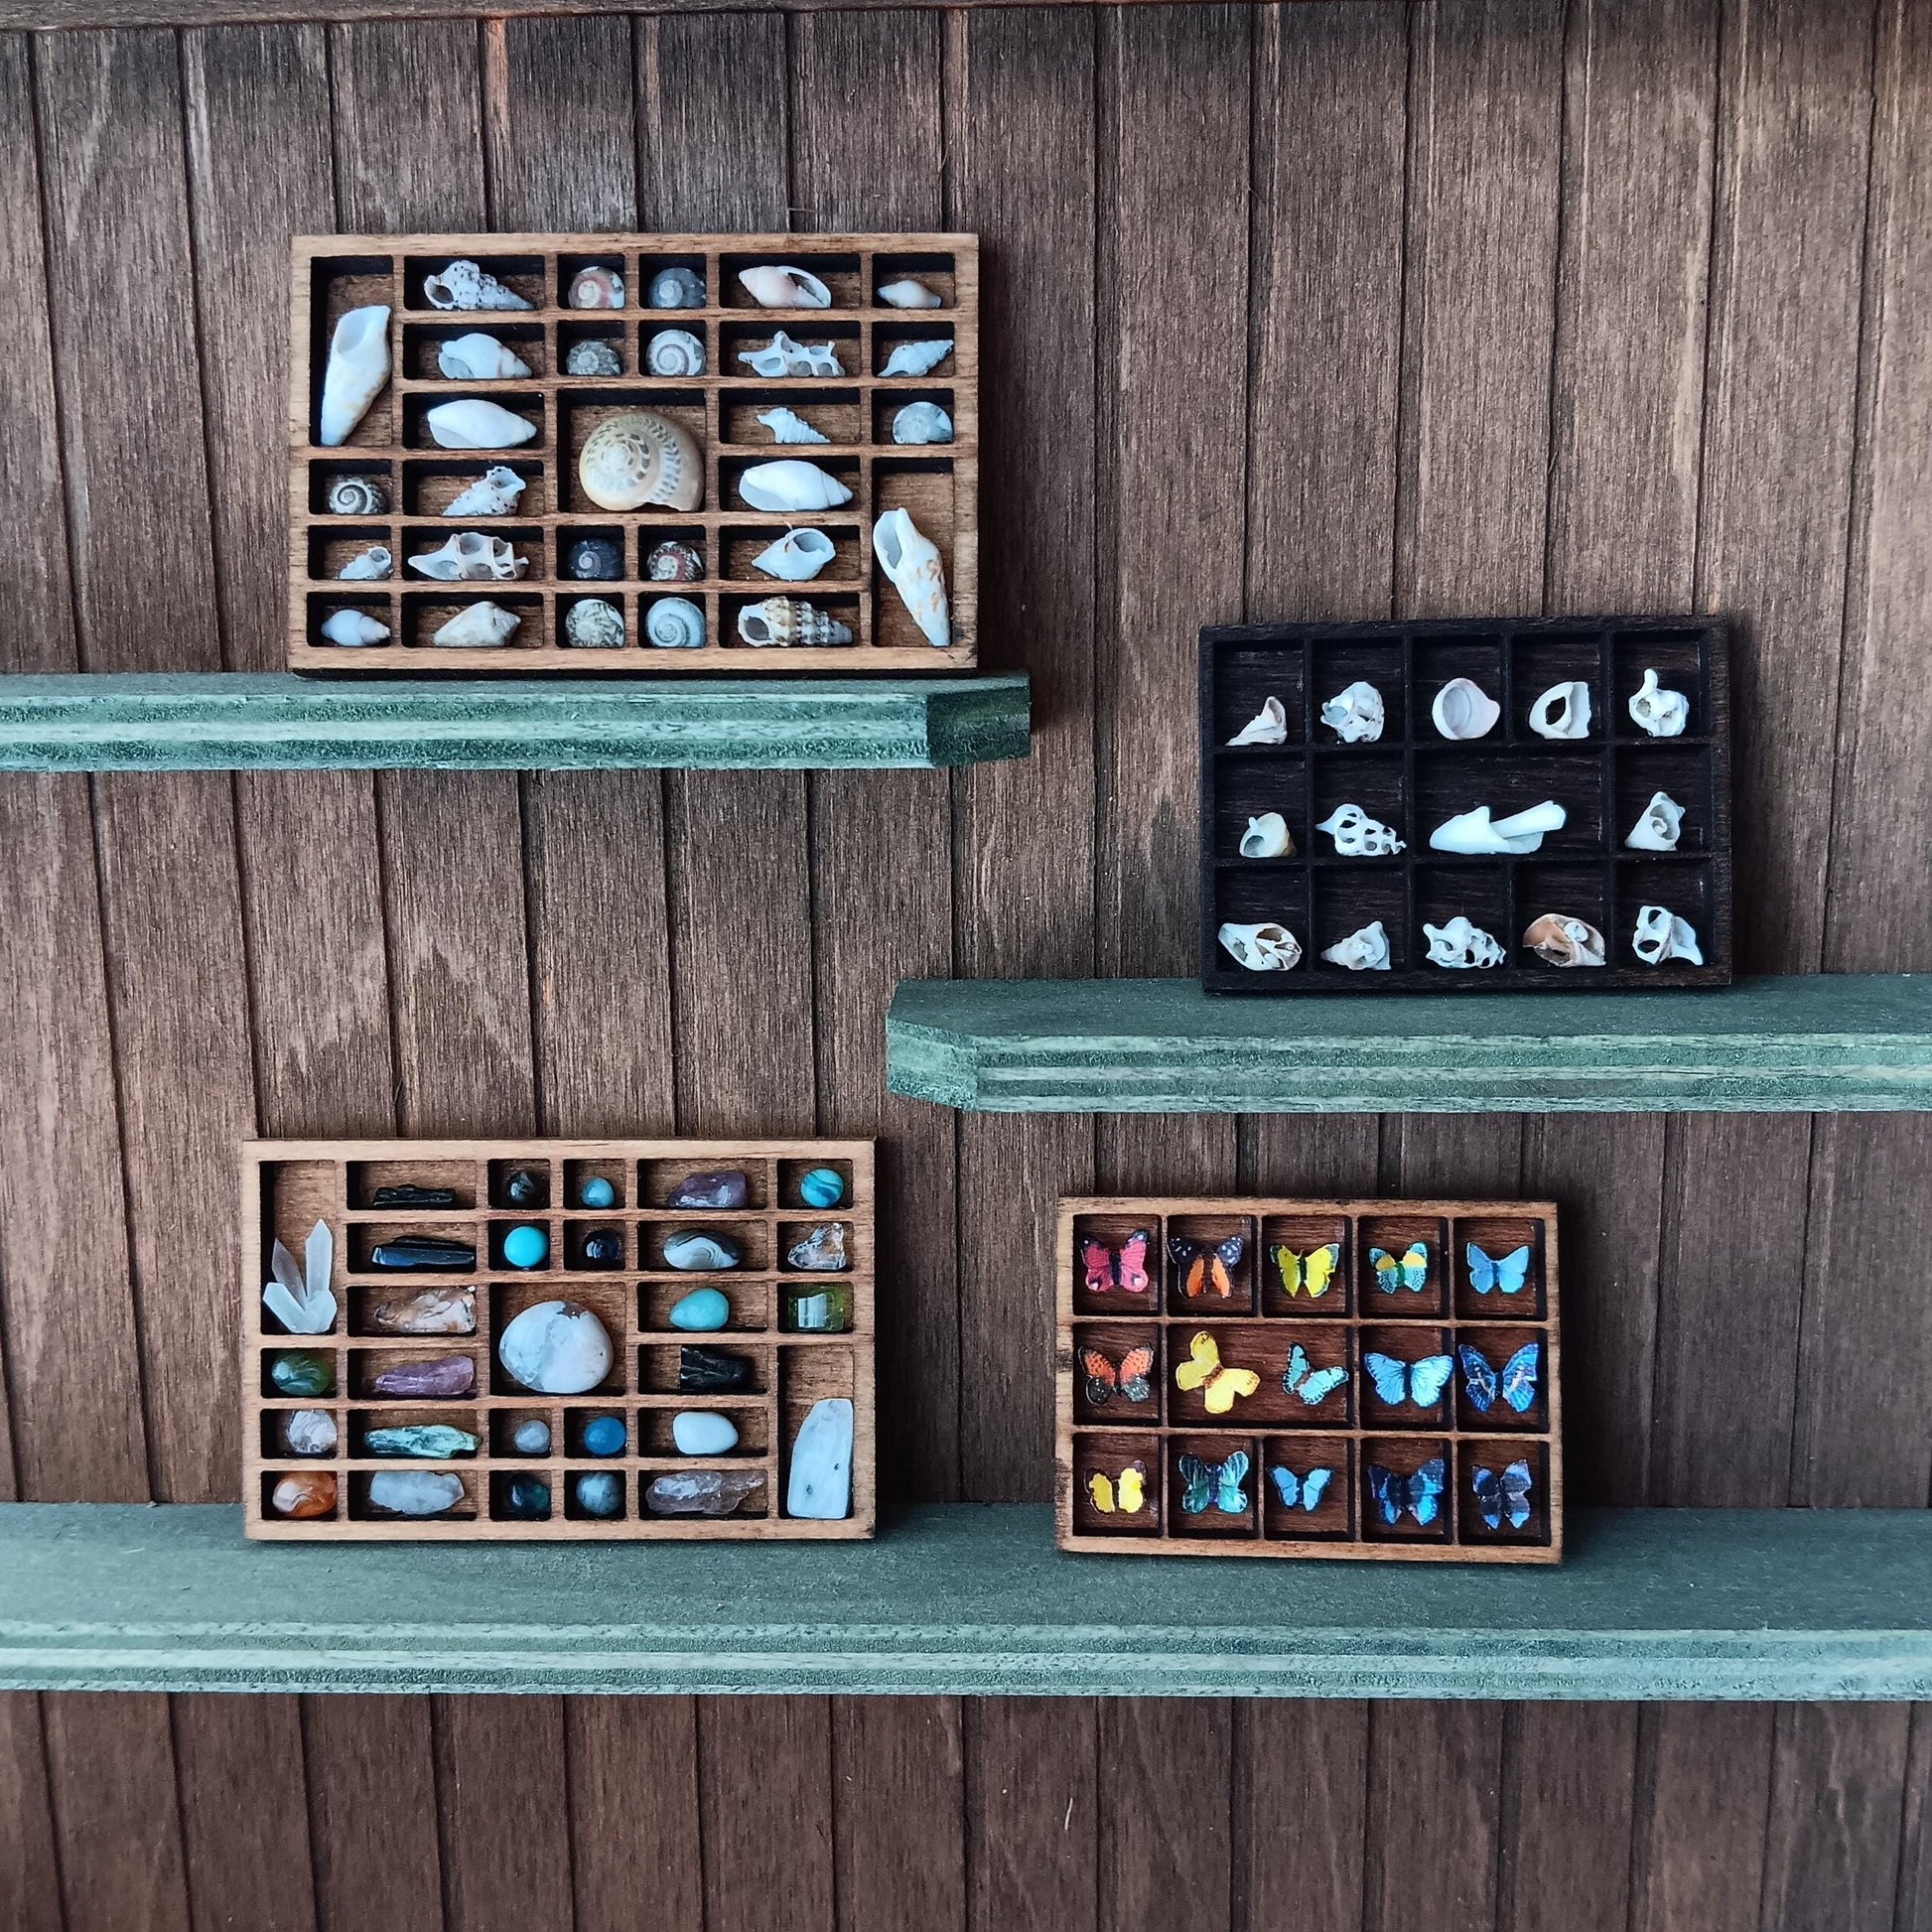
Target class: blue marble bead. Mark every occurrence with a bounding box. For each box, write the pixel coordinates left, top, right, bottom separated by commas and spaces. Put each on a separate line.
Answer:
575, 1471, 622, 1518
582, 1228, 623, 1267
582, 1415, 627, 1456
579, 1175, 617, 1209
502, 1223, 548, 1270
799, 1167, 846, 1209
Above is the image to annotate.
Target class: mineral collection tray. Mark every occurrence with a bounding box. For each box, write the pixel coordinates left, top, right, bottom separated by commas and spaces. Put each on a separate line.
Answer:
288, 232, 977, 675
1056, 1197, 1562, 1562
1199, 617, 1731, 993
244, 1139, 875, 1540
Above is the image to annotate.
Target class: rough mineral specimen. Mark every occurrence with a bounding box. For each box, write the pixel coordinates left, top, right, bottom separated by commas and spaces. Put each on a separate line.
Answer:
370, 1353, 476, 1400
666, 1170, 749, 1210
644, 1470, 765, 1516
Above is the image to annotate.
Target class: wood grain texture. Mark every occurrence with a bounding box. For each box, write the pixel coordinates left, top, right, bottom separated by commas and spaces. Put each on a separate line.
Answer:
700, 1698, 835, 1932
0, 1693, 63, 1932
834, 1698, 967, 1932
1628, 1705, 1772, 1932
966, 1701, 1097, 1932
568, 1700, 702, 1932
304, 1695, 445, 1928
1233, 1703, 1367, 1932
1098, 1702, 1232, 1932
1363, 1702, 1502, 1932
1497, 1705, 1637, 1932
437, 1698, 574, 1932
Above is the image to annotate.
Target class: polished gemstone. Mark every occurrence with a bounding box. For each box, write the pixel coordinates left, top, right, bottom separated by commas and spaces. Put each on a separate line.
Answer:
372, 1184, 459, 1207
679, 1345, 755, 1394
270, 1471, 337, 1518
785, 1222, 848, 1272
502, 1167, 548, 1207
511, 1418, 551, 1454
581, 1414, 627, 1455
365, 1424, 479, 1458
371, 1234, 476, 1270
371, 1353, 476, 1399
501, 1223, 549, 1270
786, 1397, 854, 1520
663, 1231, 741, 1272
645, 1469, 765, 1516
798, 1167, 846, 1209
667, 1287, 730, 1331
269, 1350, 334, 1397
666, 1170, 748, 1210
574, 1471, 622, 1518
280, 1408, 339, 1455
498, 1300, 613, 1394
672, 1410, 740, 1455
502, 1475, 550, 1519
369, 1287, 476, 1335
578, 1175, 617, 1209
783, 1284, 853, 1334
368, 1470, 464, 1517
581, 1228, 623, 1267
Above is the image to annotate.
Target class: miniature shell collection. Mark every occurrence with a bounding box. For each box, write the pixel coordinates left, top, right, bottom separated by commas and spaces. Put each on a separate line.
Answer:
1203, 621, 1727, 989
296, 236, 974, 664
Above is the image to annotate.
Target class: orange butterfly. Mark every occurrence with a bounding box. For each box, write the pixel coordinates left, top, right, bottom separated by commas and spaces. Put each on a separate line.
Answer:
1169, 1232, 1245, 1299
1079, 1344, 1154, 1407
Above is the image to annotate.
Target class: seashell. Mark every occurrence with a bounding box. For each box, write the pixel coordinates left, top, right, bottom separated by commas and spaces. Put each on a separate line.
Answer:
433, 601, 520, 648
443, 467, 525, 518
1524, 912, 1606, 968
424, 259, 532, 312
565, 338, 622, 376
436, 332, 530, 381
648, 266, 706, 309
754, 528, 836, 583
1320, 680, 1384, 743
1316, 803, 1405, 856
873, 506, 950, 647
408, 531, 525, 582
327, 475, 387, 515
645, 597, 706, 649
647, 540, 704, 584
878, 277, 941, 309
1238, 812, 1292, 859
320, 609, 389, 646
739, 331, 843, 378
1625, 790, 1685, 852
425, 398, 537, 450
738, 264, 832, 309
757, 405, 828, 445
645, 328, 705, 376
737, 597, 853, 648
882, 336, 952, 377
564, 598, 625, 648
740, 460, 852, 513
1424, 916, 1506, 970
892, 400, 953, 446
319, 304, 390, 447
1632, 904, 1703, 967
567, 537, 621, 580
1322, 920, 1391, 971
337, 544, 391, 581
1629, 667, 1690, 737
569, 265, 624, 309
579, 409, 704, 512
1530, 680, 1592, 740
1429, 799, 1566, 856
1227, 696, 1288, 746
1217, 921, 1302, 972
1432, 677, 1500, 741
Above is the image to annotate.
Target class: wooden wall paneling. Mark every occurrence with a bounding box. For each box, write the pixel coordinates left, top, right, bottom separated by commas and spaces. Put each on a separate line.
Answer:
303, 1698, 448, 1931
0, 1692, 63, 1932
436, 1700, 574, 1932
965, 1701, 1097, 1932
1495, 1704, 1636, 1932
1896, 1707, 1932, 1932
1231, 1704, 1366, 1932
1627, 1704, 1774, 1932
834, 1699, 967, 1932
568, 1699, 702, 1932
700, 1698, 836, 1932
1362, 1702, 1503, 1932
950, 3, 1098, 1508
1097, 1699, 1232, 1932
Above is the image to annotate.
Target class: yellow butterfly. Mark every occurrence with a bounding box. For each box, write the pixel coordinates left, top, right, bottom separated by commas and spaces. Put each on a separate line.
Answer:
1270, 1242, 1339, 1298
1087, 1462, 1147, 1514
1173, 1330, 1260, 1414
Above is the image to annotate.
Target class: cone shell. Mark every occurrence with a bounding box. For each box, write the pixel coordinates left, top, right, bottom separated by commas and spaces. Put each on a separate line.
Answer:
579, 409, 704, 512
872, 506, 950, 647
736, 598, 853, 648
319, 305, 390, 447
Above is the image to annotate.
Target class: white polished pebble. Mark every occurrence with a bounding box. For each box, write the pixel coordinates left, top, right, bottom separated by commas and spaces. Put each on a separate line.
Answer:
671, 1411, 740, 1456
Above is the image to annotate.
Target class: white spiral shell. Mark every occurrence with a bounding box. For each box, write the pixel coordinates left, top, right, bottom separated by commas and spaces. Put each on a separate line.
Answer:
645, 329, 706, 376
578, 409, 704, 512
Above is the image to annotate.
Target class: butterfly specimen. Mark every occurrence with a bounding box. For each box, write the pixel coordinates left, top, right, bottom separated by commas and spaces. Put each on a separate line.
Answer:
1472, 1459, 1534, 1529
1081, 1228, 1152, 1296
1170, 1232, 1245, 1299
1363, 1350, 1455, 1409
1079, 1344, 1155, 1407
1282, 1342, 1348, 1406
1367, 1456, 1447, 1527
1466, 1243, 1532, 1296
1269, 1464, 1334, 1512
1173, 1330, 1260, 1414
1370, 1242, 1430, 1294
1086, 1462, 1148, 1515
1458, 1340, 1540, 1414
1269, 1242, 1339, 1299
1177, 1449, 1251, 1515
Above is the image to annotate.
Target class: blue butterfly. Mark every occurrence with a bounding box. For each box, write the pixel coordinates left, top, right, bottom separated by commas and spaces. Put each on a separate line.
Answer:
1472, 1459, 1534, 1529
1458, 1340, 1539, 1414
1177, 1449, 1250, 1515
1467, 1243, 1531, 1295
1269, 1464, 1333, 1512
1370, 1243, 1430, 1294
1283, 1342, 1348, 1406
1363, 1350, 1454, 1409
1368, 1456, 1447, 1527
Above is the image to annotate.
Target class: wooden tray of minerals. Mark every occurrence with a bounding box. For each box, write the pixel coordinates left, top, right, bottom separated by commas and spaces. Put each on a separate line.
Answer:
244, 1139, 874, 1540
289, 233, 978, 674
1199, 616, 1731, 992
1057, 1197, 1562, 1562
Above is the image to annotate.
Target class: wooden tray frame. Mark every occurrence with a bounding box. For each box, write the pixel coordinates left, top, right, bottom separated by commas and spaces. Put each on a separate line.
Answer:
1055, 1196, 1562, 1562
244, 1139, 875, 1540
1198, 616, 1732, 993
288, 232, 978, 675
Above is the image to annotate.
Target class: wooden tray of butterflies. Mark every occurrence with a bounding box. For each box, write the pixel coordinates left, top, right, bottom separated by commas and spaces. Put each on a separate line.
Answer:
1056, 1196, 1562, 1562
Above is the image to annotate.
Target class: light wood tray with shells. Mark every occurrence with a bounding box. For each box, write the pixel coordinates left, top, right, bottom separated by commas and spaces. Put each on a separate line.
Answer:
287, 233, 978, 674
244, 1139, 876, 1540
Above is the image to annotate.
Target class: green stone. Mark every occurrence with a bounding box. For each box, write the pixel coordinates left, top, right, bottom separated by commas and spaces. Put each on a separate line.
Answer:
502, 1477, 550, 1520
268, 1350, 333, 1397
365, 1425, 479, 1459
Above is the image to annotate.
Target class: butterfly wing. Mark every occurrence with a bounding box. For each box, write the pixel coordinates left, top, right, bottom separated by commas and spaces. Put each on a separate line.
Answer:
1203, 1364, 1260, 1415
1458, 1343, 1498, 1413
1117, 1462, 1147, 1513
1086, 1470, 1116, 1514
1471, 1464, 1503, 1529
1301, 1467, 1333, 1511
1364, 1351, 1411, 1407
1408, 1456, 1447, 1527
1117, 1230, 1152, 1294
1499, 1460, 1533, 1527
1215, 1450, 1251, 1513
1409, 1353, 1454, 1409
1173, 1330, 1218, 1393
1494, 1245, 1531, 1294
1500, 1341, 1541, 1414
1078, 1347, 1118, 1406
1304, 1244, 1339, 1298
1398, 1242, 1429, 1292
1270, 1465, 1301, 1509
1467, 1243, 1498, 1294
1296, 1365, 1347, 1406
1269, 1245, 1302, 1296
1176, 1453, 1212, 1514
1208, 1234, 1244, 1299
1283, 1341, 1311, 1396
1167, 1235, 1199, 1298
1370, 1248, 1399, 1294
1080, 1239, 1115, 1295
1117, 1345, 1155, 1403
1367, 1462, 1402, 1525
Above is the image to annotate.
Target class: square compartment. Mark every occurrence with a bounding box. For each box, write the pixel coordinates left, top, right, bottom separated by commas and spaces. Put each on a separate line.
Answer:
563, 1465, 635, 1522
637, 253, 709, 310
1267, 1320, 1353, 1428
1167, 1434, 1260, 1537
641, 1218, 768, 1274
1212, 755, 1306, 864
558, 391, 706, 514
261, 1466, 342, 1523
777, 1218, 857, 1273
722, 388, 865, 448
1070, 1430, 1162, 1536
563, 1158, 628, 1210
1355, 1215, 1449, 1314
1615, 746, 1712, 855
403, 253, 545, 313
486, 1217, 561, 1272
1613, 858, 1715, 975
722, 249, 864, 310
1452, 1324, 1549, 1432
1208, 637, 1306, 750
559, 592, 634, 652
348, 1345, 481, 1403
1209, 869, 1311, 985
559, 253, 628, 311
1414, 752, 1602, 857
307, 524, 394, 585
563, 1222, 630, 1271
778, 1159, 854, 1212
260, 1407, 344, 1458
1509, 632, 1607, 745
403, 320, 546, 382
1415, 638, 1506, 746
1258, 1213, 1352, 1315
558, 321, 628, 378
1309, 871, 1406, 979
1613, 631, 1707, 741
1163, 1214, 1257, 1314
1069, 1320, 1164, 1427
348, 1158, 473, 1211
309, 460, 396, 517
1359, 1438, 1453, 1543
563, 1406, 634, 1455
1311, 753, 1407, 858
402, 458, 547, 519
640, 1277, 770, 1334
1514, 863, 1612, 972
1358, 1325, 1455, 1427
638, 1342, 767, 1398
401, 389, 545, 454
874, 322, 956, 378
306, 592, 396, 652
1451, 1215, 1547, 1320
1309, 645, 1405, 742
491, 1408, 559, 1456
640, 1161, 768, 1210
1457, 1440, 1553, 1546
1259, 1435, 1355, 1540
488, 1158, 554, 1210
1413, 867, 1510, 977
871, 251, 958, 310
635, 526, 709, 585
487, 1468, 554, 1523
1069, 1215, 1160, 1314
872, 387, 957, 448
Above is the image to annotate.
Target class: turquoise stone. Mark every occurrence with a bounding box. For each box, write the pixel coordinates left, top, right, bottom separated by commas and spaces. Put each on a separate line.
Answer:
575, 1472, 622, 1518
269, 1350, 333, 1397
365, 1425, 478, 1458
503, 1476, 550, 1519
579, 1176, 617, 1209
502, 1223, 548, 1269
800, 1167, 845, 1209
582, 1415, 626, 1456
668, 1287, 730, 1332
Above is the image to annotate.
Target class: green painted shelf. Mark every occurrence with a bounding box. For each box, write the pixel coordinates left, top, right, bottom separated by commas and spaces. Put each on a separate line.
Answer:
0, 1504, 1927, 1699
887, 975, 1932, 1113
0, 672, 1031, 771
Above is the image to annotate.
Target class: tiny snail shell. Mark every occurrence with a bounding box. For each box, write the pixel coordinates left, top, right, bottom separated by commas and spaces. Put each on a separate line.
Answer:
645, 597, 706, 649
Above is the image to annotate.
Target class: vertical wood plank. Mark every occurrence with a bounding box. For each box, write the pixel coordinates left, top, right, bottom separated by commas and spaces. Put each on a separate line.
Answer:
1894, 1706, 1932, 1932
966, 1701, 1096, 1932
568, 1701, 702, 1932
1362, 1702, 1502, 1932
1232, 1704, 1366, 1932
700, 1699, 835, 1932
1497, 1706, 1637, 1932
1629, 1706, 1773, 1932
1098, 1702, 1231, 1932
173, 1698, 318, 1932
438, 1700, 573, 1932
0, 1693, 63, 1932
835, 1699, 966, 1932
304, 1697, 445, 1932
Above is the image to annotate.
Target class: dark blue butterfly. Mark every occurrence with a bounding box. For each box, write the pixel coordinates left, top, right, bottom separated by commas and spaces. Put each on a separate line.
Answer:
1472, 1459, 1534, 1529
1458, 1340, 1539, 1414
1269, 1464, 1333, 1512
1367, 1456, 1446, 1527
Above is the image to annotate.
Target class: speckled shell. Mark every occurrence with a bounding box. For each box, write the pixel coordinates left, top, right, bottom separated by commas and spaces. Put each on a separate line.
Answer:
423, 259, 533, 312
578, 409, 704, 512
736, 598, 853, 648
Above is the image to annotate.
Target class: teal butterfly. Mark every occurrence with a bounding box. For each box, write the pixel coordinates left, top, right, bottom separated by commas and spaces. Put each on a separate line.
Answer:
1458, 1340, 1539, 1414
1368, 1456, 1446, 1527
1467, 1243, 1531, 1295
1472, 1459, 1534, 1529
1270, 1464, 1333, 1512
1283, 1342, 1348, 1406
1370, 1243, 1430, 1294
1363, 1350, 1454, 1408
1177, 1449, 1250, 1515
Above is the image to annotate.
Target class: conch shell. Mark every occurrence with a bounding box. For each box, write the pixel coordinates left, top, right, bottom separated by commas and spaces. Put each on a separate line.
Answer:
1227, 696, 1287, 747
1217, 922, 1302, 972
873, 507, 949, 647
1320, 680, 1384, 743
1316, 803, 1405, 856
1432, 677, 1500, 741
757, 405, 828, 445
878, 277, 941, 309
1625, 790, 1684, 852
738, 264, 832, 309
739, 460, 852, 512
1322, 921, 1390, 971
1628, 667, 1690, 737
881, 337, 951, 377
1424, 916, 1505, 969
753, 529, 836, 583
1524, 913, 1606, 968
1238, 812, 1292, 859
436, 332, 530, 380
319, 304, 390, 447
444, 466, 525, 517
408, 532, 526, 582
1632, 904, 1703, 966
433, 601, 520, 648
425, 398, 537, 450
337, 544, 391, 581
424, 259, 532, 312
737, 598, 854, 648
320, 609, 388, 646
579, 409, 703, 512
